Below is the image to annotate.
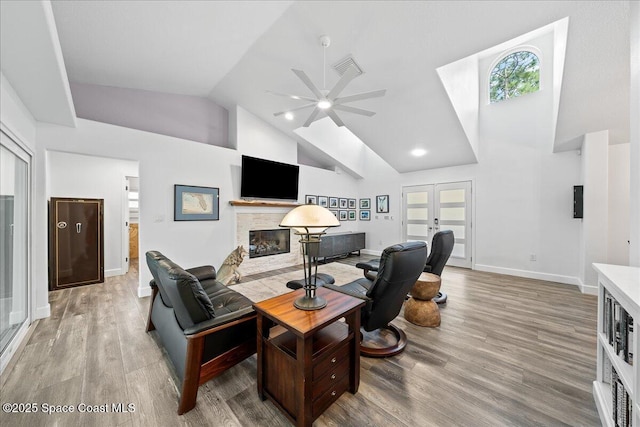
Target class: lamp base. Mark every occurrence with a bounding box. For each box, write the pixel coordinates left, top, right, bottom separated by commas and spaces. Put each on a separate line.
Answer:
294, 295, 327, 311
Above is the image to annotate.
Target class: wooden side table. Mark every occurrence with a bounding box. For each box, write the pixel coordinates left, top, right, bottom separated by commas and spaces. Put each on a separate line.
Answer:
253, 287, 365, 427
404, 272, 442, 327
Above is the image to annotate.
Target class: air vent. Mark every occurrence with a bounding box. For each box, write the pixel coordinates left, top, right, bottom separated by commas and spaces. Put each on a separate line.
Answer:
332, 56, 364, 77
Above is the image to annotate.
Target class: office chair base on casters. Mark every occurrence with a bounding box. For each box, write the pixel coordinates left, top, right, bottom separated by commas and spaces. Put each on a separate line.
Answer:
360, 324, 407, 358
433, 291, 447, 304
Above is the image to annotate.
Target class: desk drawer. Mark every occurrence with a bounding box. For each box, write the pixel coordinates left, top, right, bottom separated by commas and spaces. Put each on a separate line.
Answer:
313, 340, 349, 380
313, 373, 349, 419
313, 357, 349, 400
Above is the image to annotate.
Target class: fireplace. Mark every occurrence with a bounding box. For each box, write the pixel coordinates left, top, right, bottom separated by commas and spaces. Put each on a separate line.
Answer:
249, 229, 291, 258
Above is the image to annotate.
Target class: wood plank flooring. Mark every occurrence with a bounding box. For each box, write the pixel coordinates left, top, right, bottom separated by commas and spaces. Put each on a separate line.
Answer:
0, 256, 600, 426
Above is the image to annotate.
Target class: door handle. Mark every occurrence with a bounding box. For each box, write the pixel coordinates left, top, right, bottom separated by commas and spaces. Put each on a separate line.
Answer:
76, 223, 82, 234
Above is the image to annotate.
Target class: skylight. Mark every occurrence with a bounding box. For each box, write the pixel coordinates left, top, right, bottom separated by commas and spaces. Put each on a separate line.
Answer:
489, 51, 540, 103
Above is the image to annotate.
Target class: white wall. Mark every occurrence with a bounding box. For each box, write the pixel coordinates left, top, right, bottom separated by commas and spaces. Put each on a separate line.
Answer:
35, 109, 360, 307
0, 74, 47, 324
608, 143, 630, 265
1, 73, 36, 150
580, 130, 609, 291
46, 151, 138, 276
630, 1, 640, 267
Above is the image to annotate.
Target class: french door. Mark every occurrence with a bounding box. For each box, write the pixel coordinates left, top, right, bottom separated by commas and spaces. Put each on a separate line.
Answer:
0, 130, 31, 369
402, 181, 472, 268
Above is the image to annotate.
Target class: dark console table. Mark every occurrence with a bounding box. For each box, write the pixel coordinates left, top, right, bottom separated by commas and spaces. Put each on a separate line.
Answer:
317, 232, 365, 262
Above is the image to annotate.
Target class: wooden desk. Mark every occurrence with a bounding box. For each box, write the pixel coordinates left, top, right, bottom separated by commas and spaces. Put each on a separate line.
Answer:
253, 287, 365, 427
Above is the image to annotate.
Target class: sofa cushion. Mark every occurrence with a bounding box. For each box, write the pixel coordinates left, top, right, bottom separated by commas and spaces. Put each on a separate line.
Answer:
201, 278, 254, 315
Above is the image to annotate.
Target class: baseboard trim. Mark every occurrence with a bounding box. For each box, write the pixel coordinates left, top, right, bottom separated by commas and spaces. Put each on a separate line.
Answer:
34, 304, 50, 320
361, 249, 382, 257
138, 285, 152, 298
474, 264, 582, 289
578, 278, 598, 295
8, 310, 25, 325
105, 268, 123, 278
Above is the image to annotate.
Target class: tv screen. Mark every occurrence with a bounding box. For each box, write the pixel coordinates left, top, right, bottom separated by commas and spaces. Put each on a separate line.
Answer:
241, 155, 299, 200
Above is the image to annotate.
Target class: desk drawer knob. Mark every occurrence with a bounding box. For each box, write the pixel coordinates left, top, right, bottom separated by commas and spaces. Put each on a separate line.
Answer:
331, 374, 336, 380
331, 357, 337, 363
331, 391, 336, 396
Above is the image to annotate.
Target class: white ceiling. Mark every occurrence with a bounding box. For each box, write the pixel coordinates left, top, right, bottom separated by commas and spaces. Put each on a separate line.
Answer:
48, 1, 631, 173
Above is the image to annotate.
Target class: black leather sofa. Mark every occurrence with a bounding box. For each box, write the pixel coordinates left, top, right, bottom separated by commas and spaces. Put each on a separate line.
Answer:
145, 251, 256, 414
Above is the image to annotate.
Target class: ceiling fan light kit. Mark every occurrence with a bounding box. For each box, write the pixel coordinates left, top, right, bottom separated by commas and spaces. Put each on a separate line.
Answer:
270, 35, 386, 127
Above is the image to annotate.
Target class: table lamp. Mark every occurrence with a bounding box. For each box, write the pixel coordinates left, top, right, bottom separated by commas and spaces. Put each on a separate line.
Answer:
280, 204, 340, 310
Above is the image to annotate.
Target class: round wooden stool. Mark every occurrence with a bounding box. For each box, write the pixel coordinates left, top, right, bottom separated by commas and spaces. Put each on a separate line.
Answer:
404, 272, 441, 327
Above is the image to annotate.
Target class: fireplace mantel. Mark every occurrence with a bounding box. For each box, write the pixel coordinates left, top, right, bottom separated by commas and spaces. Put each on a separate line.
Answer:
229, 200, 300, 208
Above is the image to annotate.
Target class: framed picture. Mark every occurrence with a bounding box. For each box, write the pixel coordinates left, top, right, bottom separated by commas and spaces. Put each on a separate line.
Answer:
339, 198, 348, 209
348, 199, 356, 209
330, 209, 339, 219
376, 195, 389, 213
348, 210, 356, 221
360, 198, 370, 209
318, 196, 328, 207
329, 197, 339, 208
360, 210, 370, 221
339, 210, 348, 221
174, 184, 219, 221
305, 195, 317, 204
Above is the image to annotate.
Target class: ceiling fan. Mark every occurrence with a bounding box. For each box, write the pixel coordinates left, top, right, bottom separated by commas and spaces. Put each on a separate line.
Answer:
269, 35, 386, 127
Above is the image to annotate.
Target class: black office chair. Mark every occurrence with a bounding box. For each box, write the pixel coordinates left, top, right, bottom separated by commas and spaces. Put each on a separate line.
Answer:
356, 230, 455, 304
324, 241, 427, 357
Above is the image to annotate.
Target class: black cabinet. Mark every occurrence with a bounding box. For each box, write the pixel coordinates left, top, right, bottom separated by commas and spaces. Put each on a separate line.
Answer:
317, 232, 365, 261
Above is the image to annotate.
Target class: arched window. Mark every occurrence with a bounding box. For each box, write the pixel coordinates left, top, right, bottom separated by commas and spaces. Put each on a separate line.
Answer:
489, 51, 540, 103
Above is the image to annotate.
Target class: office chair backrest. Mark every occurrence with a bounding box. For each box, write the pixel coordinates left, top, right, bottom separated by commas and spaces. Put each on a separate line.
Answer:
365, 241, 428, 331
425, 230, 455, 276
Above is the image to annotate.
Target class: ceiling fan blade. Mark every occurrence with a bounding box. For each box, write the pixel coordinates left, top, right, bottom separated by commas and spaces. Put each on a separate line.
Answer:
266, 90, 318, 103
273, 103, 316, 117
303, 107, 322, 127
332, 105, 376, 117
292, 69, 324, 99
326, 66, 360, 100
334, 89, 387, 105
326, 109, 345, 127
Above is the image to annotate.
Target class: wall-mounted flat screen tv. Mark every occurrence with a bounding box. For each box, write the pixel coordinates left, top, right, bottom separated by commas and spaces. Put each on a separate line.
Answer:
240, 155, 299, 200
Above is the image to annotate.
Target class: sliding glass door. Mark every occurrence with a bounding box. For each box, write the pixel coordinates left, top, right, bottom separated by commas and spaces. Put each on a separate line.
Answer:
0, 130, 30, 365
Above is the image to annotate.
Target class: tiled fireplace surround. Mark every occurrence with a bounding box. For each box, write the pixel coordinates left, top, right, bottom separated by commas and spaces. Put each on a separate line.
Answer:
236, 212, 302, 276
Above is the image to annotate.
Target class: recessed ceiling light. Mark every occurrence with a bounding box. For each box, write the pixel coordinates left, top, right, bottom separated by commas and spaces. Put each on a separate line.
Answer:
284, 112, 294, 120
317, 100, 332, 109
411, 148, 427, 157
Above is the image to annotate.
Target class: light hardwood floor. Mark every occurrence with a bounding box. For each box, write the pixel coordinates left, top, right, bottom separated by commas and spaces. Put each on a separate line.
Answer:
0, 257, 600, 426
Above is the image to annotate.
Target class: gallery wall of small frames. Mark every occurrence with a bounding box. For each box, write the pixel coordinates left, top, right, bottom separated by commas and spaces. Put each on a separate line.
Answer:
305, 195, 373, 221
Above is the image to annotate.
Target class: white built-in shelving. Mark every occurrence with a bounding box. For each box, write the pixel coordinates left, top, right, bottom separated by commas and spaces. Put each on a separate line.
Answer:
593, 263, 640, 427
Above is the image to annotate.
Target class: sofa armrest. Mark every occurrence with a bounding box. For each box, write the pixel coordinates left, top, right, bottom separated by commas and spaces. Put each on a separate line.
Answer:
185, 265, 217, 281
183, 306, 255, 336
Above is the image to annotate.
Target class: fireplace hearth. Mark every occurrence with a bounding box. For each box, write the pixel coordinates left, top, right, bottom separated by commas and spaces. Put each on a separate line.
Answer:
249, 229, 290, 258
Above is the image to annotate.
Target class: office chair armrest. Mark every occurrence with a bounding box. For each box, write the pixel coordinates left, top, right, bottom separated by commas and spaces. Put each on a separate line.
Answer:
324, 283, 372, 302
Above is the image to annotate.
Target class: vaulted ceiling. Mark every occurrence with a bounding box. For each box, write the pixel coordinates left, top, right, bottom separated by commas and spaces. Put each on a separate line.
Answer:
42, 1, 632, 173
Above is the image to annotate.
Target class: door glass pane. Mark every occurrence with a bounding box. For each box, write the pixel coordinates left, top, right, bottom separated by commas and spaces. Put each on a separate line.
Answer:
440, 207, 465, 221
407, 192, 429, 204
440, 224, 465, 239
407, 208, 428, 221
0, 144, 28, 355
439, 189, 465, 203
451, 243, 465, 258
407, 224, 429, 238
